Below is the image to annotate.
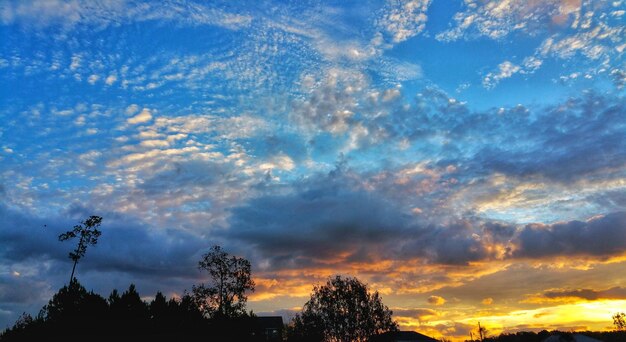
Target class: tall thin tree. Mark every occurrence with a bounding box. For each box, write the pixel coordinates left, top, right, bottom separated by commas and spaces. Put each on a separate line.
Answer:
58, 215, 102, 284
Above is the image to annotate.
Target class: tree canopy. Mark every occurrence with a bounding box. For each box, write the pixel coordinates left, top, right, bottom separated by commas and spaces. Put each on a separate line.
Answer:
192, 245, 255, 318
289, 275, 398, 342
58, 215, 102, 283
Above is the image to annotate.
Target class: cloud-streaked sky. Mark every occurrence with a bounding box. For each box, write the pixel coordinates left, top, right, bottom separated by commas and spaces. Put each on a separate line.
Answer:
1, 0, 625, 339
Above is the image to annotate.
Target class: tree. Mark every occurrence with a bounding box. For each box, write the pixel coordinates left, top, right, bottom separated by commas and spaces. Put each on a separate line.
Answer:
476, 321, 488, 341
40, 278, 109, 338
614, 312, 626, 331
290, 275, 398, 342
58, 215, 102, 284
192, 245, 255, 318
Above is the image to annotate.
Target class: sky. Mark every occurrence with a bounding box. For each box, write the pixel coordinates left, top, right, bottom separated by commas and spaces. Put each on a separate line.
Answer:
0, 0, 625, 340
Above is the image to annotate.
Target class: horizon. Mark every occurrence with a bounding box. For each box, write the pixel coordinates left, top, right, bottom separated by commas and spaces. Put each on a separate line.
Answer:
1, 1, 625, 341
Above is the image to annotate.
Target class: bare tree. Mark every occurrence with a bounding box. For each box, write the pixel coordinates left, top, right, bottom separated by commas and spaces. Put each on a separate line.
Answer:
192, 245, 255, 318
58, 215, 102, 284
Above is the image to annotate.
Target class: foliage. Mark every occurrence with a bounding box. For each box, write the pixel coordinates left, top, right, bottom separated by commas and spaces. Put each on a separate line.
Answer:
192, 245, 255, 318
58, 215, 102, 283
288, 275, 398, 342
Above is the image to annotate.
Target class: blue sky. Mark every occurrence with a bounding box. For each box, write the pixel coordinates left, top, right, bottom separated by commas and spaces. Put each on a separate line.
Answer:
1, 0, 626, 339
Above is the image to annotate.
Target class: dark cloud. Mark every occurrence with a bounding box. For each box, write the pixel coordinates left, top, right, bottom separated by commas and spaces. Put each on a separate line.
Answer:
514, 211, 626, 258
366, 89, 626, 185
225, 168, 413, 269
225, 159, 626, 269
392, 307, 438, 320
224, 166, 515, 268
0, 204, 206, 277
0, 204, 218, 329
0, 274, 49, 305
455, 93, 626, 183
543, 286, 626, 301
138, 159, 230, 195
427, 295, 446, 305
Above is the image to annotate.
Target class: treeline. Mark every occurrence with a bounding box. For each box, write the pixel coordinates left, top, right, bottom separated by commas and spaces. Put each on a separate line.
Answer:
0, 275, 399, 342
0, 279, 248, 340
1, 233, 398, 342
473, 330, 626, 342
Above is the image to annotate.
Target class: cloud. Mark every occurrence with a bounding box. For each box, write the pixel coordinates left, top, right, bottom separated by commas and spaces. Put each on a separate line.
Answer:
393, 307, 439, 321
224, 168, 411, 269
378, 0, 432, 43
482, 61, 520, 89
105, 74, 117, 86
514, 211, 626, 258
446, 91, 626, 184
125, 104, 139, 115
428, 295, 446, 305
436, 0, 582, 42
0, 0, 252, 31
87, 74, 99, 85
223, 163, 518, 269
437, 1, 623, 88
149, 114, 269, 140
291, 69, 366, 135
0, 204, 219, 329
127, 108, 153, 125
543, 286, 626, 301
0, 204, 206, 278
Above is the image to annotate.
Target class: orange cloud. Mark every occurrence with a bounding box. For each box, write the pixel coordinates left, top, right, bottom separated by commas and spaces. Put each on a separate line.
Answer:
428, 295, 446, 305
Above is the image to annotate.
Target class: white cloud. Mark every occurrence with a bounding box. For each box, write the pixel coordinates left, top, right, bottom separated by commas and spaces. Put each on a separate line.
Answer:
483, 61, 520, 89
53, 109, 74, 116
150, 114, 268, 140
69, 55, 81, 70
74, 115, 86, 126
436, 0, 581, 41
378, 0, 432, 43
87, 74, 99, 85
127, 108, 153, 125
1, 0, 252, 31
258, 153, 295, 172
140, 139, 170, 148
105, 74, 117, 85
125, 104, 139, 115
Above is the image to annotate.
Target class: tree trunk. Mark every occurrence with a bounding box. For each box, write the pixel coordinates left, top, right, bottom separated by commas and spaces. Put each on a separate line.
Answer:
69, 259, 78, 284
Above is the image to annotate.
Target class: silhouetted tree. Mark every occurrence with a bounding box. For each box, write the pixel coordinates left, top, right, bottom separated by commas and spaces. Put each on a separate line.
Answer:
149, 291, 167, 321
477, 321, 487, 341
114, 284, 148, 334
614, 312, 626, 331
192, 245, 255, 318
289, 275, 397, 342
39, 278, 109, 338
58, 215, 102, 283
